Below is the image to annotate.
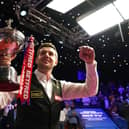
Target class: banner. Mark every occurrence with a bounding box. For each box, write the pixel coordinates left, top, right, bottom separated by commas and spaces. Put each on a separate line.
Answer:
18, 36, 34, 105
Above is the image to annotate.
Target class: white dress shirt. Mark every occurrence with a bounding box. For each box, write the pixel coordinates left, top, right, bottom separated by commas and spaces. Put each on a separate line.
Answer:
34, 70, 53, 100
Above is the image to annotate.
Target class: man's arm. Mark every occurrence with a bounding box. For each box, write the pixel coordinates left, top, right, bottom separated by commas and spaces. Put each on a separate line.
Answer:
61, 46, 99, 100
0, 91, 17, 109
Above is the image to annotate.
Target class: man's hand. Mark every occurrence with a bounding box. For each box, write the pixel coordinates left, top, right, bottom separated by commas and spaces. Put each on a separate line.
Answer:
79, 46, 95, 64
0, 92, 15, 109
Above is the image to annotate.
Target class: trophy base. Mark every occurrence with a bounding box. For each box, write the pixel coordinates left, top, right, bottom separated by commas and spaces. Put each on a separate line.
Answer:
0, 81, 19, 91
0, 66, 19, 91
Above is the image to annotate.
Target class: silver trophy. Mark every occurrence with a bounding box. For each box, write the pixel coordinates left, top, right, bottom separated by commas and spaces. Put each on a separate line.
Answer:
0, 20, 25, 91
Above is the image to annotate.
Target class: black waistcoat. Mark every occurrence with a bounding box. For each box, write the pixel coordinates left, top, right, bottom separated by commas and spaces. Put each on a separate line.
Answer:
15, 74, 62, 129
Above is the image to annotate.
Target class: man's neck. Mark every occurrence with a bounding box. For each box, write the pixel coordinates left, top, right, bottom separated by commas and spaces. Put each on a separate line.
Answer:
37, 68, 52, 81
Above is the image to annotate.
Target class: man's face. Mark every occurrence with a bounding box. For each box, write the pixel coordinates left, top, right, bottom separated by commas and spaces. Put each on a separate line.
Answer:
36, 47, 58, 71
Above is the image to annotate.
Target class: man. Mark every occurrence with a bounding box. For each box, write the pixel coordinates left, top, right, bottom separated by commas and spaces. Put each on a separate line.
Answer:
0, 42, 98, 129
67, 101, 81, 129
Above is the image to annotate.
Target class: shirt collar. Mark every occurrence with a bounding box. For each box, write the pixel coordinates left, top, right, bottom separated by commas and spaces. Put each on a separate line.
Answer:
34, 69, 55, 81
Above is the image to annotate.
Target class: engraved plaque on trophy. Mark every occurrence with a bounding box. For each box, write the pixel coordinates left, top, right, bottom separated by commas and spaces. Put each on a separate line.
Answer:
0, 20, 25, 91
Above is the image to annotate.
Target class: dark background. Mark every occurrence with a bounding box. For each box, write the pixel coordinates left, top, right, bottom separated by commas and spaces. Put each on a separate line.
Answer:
0, 0, 129, 84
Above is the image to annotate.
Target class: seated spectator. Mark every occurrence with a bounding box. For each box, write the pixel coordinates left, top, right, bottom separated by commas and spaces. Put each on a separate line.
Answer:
63, 102, 71, 129
59, 109, 66, 129
67, 101, 81, 129
125, 93, 129, 105
1, 104, 15, 129
103, 96, 110, 111
110, 105, 128, 129
118, 84, 125, 96
90, 96, 98, 106
81, 97, 91, 107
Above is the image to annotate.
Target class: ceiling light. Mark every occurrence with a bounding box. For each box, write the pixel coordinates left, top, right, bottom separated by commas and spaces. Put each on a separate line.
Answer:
20, 10, 27, 16
47, 0, 85, 13
113, 0, 129, 20
78, 4, 123, 36
20, 7, 28, 17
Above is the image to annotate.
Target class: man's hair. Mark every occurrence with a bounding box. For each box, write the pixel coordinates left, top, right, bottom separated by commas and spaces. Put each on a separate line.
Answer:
37, 42, 58, 56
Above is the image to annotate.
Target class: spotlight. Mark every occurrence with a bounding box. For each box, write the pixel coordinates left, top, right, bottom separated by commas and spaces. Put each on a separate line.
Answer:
20, 7, 28, 17
20, 10, 27, 16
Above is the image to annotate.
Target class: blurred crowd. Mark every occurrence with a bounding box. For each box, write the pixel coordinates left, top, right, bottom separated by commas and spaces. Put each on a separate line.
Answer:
0, 81, 129, 129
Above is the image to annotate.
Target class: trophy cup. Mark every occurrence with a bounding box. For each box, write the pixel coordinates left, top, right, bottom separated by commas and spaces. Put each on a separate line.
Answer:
0, 20, 25, 91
